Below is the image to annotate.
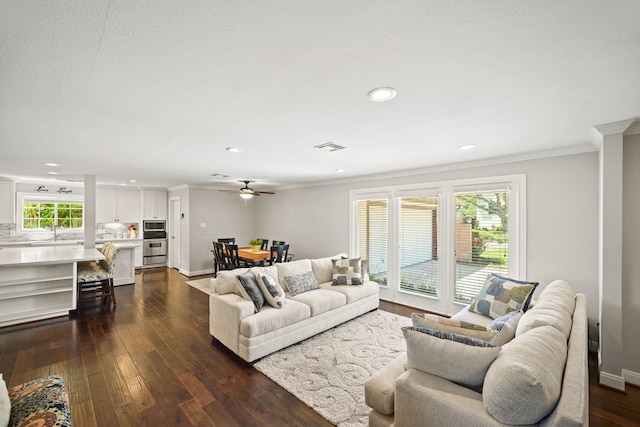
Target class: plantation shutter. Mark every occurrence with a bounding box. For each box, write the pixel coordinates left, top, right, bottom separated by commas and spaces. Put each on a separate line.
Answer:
357, 199, 388, 286
399, 196, 439, 297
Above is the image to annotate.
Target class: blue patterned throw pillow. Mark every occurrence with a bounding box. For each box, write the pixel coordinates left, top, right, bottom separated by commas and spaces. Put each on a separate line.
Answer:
283, 271, 320, 296
469, 273, 538, 319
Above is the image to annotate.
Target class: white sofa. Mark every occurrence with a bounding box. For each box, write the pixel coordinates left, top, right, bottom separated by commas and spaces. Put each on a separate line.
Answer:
209, 255, 379, 363
365, 280, 588, 427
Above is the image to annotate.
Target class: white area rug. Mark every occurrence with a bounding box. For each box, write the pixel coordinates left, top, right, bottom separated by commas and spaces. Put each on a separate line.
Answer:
254, 309, 412, 427
185, 277, 212, 295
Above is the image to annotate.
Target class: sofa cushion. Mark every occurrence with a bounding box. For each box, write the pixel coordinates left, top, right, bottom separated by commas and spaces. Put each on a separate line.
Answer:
311, 254, 347, 283
402, 326, 500, 389
8, 375, 72, 427
216, 268, 249, 295
411, 313, 498, 341
483, 325, 567, 425
332, 257, 364, 285
283, 271, 320, 296
255, 271, 285, 309
236, 270, 265, 313
240, 299, 311, 338
469, 273, 538, 319
0, 374, 9, 427
290, 288, 346, 316
516, 280, 575, 339
319, 280, 378, 304
276, 259, 313, 291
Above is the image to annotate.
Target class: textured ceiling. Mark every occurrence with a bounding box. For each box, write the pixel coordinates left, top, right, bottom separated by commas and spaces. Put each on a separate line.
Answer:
1, 1, 639, 191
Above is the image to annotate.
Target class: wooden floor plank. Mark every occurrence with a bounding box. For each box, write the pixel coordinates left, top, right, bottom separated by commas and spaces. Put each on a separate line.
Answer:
0, 268, 638, 426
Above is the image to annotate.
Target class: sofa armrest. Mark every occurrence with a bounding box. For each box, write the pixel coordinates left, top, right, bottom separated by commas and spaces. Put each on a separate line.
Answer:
209, 293, 254, 355
365, 354, 407, 415
395, 369, 503, 427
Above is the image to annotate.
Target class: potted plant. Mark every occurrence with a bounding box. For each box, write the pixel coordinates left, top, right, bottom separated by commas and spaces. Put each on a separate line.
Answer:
249, 238, 262, 252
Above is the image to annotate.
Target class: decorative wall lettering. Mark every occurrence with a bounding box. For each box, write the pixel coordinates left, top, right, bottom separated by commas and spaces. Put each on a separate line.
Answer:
57, 187, 72, 194
34, 185, 49, 192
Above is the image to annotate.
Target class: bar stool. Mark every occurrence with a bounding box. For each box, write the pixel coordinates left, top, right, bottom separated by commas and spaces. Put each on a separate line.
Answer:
77, 243, 119, 311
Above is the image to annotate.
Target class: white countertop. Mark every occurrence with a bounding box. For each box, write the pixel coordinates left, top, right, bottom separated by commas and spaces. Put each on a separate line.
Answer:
0, 246, 105, 267
0, 238, 143, 247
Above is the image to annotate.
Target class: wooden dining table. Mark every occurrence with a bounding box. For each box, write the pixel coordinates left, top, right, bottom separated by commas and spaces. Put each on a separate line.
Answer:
210, 247, 272, 263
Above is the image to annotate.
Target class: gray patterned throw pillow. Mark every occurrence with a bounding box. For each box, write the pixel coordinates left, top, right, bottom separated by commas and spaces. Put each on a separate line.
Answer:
236, 270, 265, 313
283, 271, 320, 296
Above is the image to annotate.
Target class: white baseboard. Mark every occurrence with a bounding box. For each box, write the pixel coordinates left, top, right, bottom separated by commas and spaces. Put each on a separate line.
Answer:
623, 369, 640, 387
600, 371, 626, 391
183, 268, 214, 277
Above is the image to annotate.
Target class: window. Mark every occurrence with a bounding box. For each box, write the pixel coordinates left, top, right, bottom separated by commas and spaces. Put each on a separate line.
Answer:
356, 199, 388, 286
351, 175, 525, 314
20, 194, 84, 231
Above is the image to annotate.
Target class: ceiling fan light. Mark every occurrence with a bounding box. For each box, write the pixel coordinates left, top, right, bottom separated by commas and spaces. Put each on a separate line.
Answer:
240, 193, 253, 200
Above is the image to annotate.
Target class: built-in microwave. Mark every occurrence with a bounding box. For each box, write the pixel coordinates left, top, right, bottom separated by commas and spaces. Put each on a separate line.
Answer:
143, 220, 166, 239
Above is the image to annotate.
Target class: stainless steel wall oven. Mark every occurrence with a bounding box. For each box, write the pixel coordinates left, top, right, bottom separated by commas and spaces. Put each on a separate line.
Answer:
142, 220, 167, 266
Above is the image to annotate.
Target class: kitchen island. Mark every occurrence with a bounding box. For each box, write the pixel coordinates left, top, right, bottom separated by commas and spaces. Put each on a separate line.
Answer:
0, 245, 105, 327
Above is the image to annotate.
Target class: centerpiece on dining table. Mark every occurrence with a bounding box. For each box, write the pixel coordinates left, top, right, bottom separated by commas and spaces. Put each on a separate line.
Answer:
249, 238, 263, 252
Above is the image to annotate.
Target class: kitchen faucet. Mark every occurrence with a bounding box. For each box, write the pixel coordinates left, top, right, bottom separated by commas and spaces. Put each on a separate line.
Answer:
52, 224, 57, 241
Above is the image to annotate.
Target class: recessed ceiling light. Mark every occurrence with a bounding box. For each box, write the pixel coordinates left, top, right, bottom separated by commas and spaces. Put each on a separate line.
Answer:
458, 144, 476, 150
129, 179, 137, 183
335, 169, 345, 173
226, 147, 241, 153
43, 163, 59, 167
367, 87, 397, 102
120, 183, 127, 186
47, 171, 59, 175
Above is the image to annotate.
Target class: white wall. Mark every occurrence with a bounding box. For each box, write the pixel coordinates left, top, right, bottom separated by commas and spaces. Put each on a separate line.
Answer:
185, 187, 256, 276
623, 134, 640, 376
256, 152, 600, 321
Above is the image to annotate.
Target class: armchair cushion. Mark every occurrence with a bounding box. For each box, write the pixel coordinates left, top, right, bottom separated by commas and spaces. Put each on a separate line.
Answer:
402, 326, 500, 389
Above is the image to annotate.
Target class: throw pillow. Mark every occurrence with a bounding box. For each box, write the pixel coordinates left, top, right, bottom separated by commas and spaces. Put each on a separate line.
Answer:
276, 259, 313, 292
402, 326, 500, 389
468, 273, 538, 319
411, 313, 497, 341
216, 269, 249, 295
331, 257, 363, 285
0, 373, 9, 427
488, 310, 523, 346
236, 270, 265, 313
283, 271, 320, 296
310, 254, 347, 283
483, 325, 567, 424
255, 271, 285, 309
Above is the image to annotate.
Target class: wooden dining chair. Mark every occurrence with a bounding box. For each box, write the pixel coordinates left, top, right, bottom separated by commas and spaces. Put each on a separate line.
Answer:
213, 241, 231, 276
259, 239, 269, 250
218, 237, 236, 245
226, 244, 251, 268
271, 240, 285, 246
268, 244, 290, 265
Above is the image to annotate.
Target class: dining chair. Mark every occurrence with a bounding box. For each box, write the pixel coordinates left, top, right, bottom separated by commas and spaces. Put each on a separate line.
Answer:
218, 237, 236, 245
259, 239, 269, 250
226, 244, 251, 268
268, 244, 290, 265
213, 241, 231, 276
271, 240, 285, 246
76, 242, 119, 312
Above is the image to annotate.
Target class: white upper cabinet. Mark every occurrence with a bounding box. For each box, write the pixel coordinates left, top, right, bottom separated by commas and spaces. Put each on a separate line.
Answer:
142, 190, 167, 220
96, 188, 141, 223
0, 181, 15, 223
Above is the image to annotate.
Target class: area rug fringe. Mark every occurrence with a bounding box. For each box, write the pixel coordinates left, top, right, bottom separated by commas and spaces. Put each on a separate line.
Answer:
254, 309, 412, 427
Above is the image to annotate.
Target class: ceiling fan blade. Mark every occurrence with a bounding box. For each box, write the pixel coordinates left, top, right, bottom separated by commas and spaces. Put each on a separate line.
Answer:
255, 191, 275, 195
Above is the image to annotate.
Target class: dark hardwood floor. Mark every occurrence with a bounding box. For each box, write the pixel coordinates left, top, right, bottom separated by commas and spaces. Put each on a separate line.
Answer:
0, 268, 638, 426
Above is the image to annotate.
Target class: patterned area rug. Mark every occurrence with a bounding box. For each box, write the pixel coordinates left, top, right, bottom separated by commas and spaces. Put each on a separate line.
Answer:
185, 277, 212, 295
254, 309, 412, 427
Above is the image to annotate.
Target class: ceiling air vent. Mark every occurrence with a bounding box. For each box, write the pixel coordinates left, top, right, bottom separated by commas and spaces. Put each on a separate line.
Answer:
314, 142, 346, 152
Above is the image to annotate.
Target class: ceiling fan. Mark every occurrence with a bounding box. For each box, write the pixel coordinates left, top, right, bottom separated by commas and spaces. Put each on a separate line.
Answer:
219, 180, 275, 199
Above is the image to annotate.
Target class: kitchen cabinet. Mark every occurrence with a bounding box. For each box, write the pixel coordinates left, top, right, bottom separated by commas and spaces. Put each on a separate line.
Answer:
96, 188, 141, 223
0, 180, 14, 223
142, 190, 167, 220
